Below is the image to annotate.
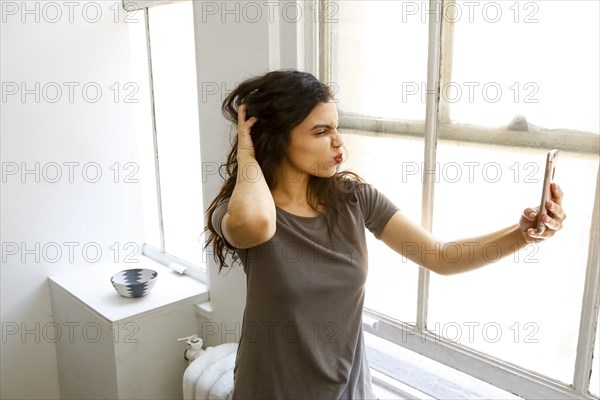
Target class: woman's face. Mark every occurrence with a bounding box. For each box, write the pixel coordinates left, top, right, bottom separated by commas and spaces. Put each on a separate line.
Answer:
282, 101, 344, 180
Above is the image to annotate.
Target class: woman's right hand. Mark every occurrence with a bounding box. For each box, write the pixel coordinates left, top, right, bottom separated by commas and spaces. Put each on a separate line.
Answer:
237, 104, 258, 158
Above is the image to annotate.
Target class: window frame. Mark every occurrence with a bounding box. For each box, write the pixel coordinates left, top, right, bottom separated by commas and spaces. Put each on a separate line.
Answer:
320, 0, 600, 398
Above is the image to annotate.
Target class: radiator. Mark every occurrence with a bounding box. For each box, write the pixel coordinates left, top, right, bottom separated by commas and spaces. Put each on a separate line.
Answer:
182, 342, 238, 400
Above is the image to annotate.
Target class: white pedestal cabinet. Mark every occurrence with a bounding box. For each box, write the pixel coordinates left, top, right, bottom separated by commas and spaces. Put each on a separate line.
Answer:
49, 260, 208, 399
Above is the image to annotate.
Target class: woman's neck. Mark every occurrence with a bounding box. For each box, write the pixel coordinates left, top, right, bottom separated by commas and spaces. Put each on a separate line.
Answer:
272, 163, 321, 216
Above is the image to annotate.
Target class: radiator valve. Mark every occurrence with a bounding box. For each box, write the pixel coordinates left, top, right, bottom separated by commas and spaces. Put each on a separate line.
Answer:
177, 334, 205, 362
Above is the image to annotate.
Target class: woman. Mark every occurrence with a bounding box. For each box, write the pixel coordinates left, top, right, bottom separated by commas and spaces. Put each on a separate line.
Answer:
205, 70, 565, 399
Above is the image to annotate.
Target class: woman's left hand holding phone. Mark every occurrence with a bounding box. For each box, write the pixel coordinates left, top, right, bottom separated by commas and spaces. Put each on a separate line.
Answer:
519, 182, 566, 243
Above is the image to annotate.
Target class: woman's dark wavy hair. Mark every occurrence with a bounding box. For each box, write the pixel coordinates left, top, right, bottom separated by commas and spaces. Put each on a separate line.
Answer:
204, 70, 364, 271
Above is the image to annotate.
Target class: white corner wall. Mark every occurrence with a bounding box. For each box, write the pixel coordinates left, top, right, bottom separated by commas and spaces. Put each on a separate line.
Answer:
1, 1, 144, 398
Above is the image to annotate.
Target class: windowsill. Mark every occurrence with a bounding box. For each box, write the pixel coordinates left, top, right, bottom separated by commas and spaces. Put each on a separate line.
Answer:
365, 331, 523, 400
48, 257, 209, 323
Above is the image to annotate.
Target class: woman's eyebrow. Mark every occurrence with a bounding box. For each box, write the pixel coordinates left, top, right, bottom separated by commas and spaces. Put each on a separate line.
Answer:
311, 123, 337, 130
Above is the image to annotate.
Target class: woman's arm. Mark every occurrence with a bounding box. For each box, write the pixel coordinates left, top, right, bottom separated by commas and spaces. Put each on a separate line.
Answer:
380, 183, 566, 275
221, 105, 276, 249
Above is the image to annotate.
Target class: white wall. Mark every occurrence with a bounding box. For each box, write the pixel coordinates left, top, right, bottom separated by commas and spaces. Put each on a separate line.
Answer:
1, 1, 144, 398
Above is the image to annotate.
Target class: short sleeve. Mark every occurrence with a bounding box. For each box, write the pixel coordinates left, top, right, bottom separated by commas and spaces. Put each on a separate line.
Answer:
355, 184, 399, 239
211, 198, 230, 239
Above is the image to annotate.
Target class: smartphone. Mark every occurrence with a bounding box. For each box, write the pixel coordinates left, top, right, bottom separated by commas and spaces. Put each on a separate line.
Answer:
537, 149, 558, 233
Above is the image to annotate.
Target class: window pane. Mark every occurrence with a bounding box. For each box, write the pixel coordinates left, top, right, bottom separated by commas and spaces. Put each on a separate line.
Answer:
449, 1, 599, 133
341, 132, 421, 322
427, 142, 599, 384
128, 5, 161, 249
335, 1, 428, 120
148, 2, 204, 266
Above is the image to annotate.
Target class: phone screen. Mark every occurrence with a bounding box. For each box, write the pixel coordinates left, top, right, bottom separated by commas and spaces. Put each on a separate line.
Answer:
537, 149, 558, 233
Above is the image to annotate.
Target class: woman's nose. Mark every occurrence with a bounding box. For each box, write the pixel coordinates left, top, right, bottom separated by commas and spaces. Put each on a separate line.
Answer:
332, 131, 343, 148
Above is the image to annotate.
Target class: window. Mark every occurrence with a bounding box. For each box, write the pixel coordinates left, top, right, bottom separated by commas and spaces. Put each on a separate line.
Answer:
326, 0, 599, 398
126, 0, 205, 280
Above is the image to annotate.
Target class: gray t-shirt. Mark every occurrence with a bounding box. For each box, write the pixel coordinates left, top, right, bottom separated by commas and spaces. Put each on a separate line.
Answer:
212, 182, 399, 399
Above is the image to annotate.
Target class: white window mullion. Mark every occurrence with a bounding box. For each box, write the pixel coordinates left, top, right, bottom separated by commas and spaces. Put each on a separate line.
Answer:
318, 0, 334, 84
302, 0, 319, 77
573, 164, 600, 393
267, 3, 281, 71
438, 0, 456, 126
418, 0, 444, 328
337, 114, 599, 154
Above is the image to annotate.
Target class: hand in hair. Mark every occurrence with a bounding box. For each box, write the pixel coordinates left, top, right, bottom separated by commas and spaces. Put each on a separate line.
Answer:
237, 104, 258, 159
220, 104, 276, 249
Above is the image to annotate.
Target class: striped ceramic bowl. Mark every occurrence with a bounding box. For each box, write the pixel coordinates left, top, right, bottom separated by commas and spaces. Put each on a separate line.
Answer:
110, 268, 158, 298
